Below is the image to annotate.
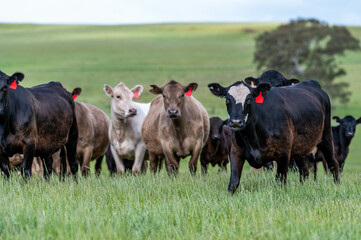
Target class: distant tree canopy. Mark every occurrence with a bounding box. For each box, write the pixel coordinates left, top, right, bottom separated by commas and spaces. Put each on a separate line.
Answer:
254, 18, 360, 104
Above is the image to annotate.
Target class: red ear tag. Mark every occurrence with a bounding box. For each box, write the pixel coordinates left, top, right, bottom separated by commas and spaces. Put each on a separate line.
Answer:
255, 91, 264, 103
10, 80, 17, 90
72, 94, 77, 100
185, 88, 192, 97
133, 90, 139, 99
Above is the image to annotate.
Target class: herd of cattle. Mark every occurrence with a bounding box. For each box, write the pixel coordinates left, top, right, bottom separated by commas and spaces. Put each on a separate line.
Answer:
0, 69, 359, 193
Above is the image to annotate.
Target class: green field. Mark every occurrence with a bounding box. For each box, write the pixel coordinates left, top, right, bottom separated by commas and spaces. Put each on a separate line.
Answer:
0, 23, 361, 239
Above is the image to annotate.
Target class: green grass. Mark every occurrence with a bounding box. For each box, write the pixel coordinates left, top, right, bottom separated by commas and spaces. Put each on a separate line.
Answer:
1, 23, 361, 239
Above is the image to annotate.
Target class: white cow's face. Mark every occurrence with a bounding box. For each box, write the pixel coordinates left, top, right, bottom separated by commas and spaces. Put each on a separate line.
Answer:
104, 83, 143, 119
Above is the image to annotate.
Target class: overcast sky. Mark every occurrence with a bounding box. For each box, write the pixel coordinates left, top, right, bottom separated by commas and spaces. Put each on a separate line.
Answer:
1, 0, 360, 26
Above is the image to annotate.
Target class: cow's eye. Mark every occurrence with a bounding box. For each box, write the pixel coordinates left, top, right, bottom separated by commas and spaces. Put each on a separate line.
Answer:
162, 94, 166, 98
246, 99, 251, 105
116, 95, 121, 99
181, 94, 184, 98
226, 99, 230, 104
2, 87, 7, 92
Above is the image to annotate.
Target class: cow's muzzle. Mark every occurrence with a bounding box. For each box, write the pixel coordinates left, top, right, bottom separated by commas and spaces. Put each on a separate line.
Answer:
167, 109, 180, 119
229, 119, 244, 129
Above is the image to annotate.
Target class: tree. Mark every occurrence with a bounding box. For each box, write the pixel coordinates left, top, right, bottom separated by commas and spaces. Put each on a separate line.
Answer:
254, 18, 360, 104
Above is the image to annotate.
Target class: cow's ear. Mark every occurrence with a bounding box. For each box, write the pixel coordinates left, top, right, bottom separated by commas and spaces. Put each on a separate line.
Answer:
289, 78, 300, 85
131, 85, 143, 97
8, 72, 24, 85
185, 83, 198, 93
72, 88, 82, 98
208, 83, 226, 97
333, 116, 341, 123
253, 83, 271, 97
245, 77, 258, 88
149, 85, 163, 95
104, 84, 113, 97
356, 117, 361, 124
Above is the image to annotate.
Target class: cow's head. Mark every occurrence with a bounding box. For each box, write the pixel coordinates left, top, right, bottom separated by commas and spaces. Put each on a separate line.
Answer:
104, 83, 143, 119
209, 117, 227, 142
333, 115, 361, 139
245, 70, 299, 87
208, 81, 271, 130
149, 80, 197, 119
0, 71, 24, 115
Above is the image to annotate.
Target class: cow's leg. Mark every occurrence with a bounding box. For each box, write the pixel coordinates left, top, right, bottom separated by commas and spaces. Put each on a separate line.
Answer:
319, 112, 339, 183
66, 119, 79, 179
59, 147, 67, 180
275, 152, 290, 184
43, 156, 54, 179
295, 156, 309, 183
0, 154, 10, 179
110, 145, 125, 174
318, 137, 339, 183
189, 141, 202, 175
21, 144, 36, 178
95, 155, 103, 177
201, 161, 208, 175
228, 148, 245, 194
141, 160, 148, 174
149, 152, 159, 174
157, 156, 163, 172
81, 147, 93, 177
163, 148, 179, 175
218, 158, 228, 173
132, 144, 146, 175
200, 152, 208, 175
105, 146, 116, 176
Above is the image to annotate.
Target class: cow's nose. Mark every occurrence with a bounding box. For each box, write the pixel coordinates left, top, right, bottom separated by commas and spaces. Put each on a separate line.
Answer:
168, 109, 178, 115
229, 119, 243, 128
346, 132, 354, 137
212, 135, 220, 140
129, 108, 137, 115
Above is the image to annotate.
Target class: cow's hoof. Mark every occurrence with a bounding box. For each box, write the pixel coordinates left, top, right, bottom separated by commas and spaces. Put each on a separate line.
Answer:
132, 168, 141, 175
228, 184, 238, 194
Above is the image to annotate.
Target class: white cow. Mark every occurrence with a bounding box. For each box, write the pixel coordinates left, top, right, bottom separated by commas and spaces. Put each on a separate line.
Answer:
104, 83, 150, 174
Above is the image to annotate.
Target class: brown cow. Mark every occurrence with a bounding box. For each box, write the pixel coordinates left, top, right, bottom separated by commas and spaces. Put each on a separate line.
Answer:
52, 88, 110, 176
200, 117, 231, 174
142, 80, 210, 175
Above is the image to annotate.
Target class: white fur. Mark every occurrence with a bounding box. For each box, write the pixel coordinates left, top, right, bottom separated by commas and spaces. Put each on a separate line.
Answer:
228, 84, 251, 106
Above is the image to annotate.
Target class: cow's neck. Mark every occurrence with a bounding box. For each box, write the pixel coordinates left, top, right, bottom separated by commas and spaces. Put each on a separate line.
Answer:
237, 108, 268, 168
110, 112, 131, 139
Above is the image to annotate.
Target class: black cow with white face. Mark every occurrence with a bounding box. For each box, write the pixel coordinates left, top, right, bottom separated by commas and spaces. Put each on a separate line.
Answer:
245, 70, 299, 87
314, 115, 361, 174
208, 80, 339, 194
0, 71, 78, 179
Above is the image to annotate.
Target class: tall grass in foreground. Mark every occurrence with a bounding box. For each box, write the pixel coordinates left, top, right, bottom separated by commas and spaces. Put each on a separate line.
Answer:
0, 169, 360, 239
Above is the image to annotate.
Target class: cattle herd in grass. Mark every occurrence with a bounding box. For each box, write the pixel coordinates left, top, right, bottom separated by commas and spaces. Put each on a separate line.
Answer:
0, 69, 359, 193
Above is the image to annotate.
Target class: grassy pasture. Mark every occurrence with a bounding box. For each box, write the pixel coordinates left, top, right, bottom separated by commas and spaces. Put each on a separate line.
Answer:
0, 23, 361, 239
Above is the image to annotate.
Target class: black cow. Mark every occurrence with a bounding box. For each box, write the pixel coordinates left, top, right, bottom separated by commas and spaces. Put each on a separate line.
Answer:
208, 80, 339, 193
200, 117, 232, 174
245, 70, 300, 171
245, 69, 299, 87
0, 71, 78, 179
314, 115, 361, 175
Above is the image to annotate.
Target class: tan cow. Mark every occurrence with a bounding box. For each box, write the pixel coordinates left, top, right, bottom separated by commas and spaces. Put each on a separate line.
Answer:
142, 80, 210, 175
52, 88, 110, 176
